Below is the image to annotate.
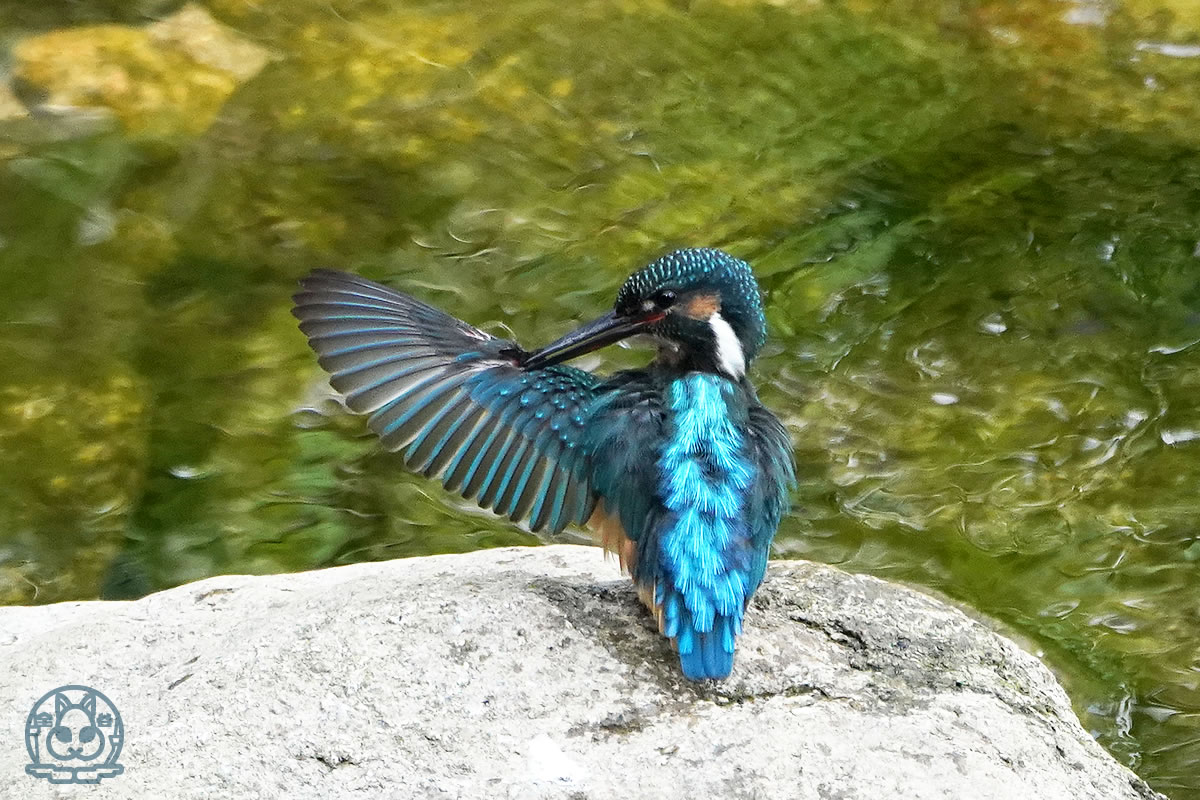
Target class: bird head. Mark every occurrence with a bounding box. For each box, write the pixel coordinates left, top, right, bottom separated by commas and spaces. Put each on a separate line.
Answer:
523, 248, 766, 379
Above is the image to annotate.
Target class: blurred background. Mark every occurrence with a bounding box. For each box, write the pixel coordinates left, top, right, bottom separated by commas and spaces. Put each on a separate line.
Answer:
1, 0, 1199, 795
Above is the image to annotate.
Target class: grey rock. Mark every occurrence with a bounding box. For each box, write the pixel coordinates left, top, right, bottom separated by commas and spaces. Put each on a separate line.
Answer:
0, 545, 1164, 800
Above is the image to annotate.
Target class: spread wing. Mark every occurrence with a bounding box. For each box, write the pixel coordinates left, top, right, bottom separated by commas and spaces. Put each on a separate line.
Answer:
292, 269, 599, 533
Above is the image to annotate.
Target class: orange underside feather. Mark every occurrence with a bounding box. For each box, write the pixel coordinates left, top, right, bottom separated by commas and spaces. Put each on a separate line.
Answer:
588, 502, 664, 633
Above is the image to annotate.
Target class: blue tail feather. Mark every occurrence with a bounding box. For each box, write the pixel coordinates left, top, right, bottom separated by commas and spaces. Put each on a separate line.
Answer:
665, 586, 739, 680
678, 613, 737, 680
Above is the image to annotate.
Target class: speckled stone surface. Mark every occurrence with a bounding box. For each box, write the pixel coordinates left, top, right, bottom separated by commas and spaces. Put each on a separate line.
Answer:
0, 546, 1164, 800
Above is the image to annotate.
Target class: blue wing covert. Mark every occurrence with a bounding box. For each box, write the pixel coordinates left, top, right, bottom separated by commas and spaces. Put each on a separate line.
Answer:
293, 269, 598, 533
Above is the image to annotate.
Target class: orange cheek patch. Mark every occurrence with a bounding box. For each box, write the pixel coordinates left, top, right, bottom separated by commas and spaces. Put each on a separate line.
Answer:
683, 293, 721, 319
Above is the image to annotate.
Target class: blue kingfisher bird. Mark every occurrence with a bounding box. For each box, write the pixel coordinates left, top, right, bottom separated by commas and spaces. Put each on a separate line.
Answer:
292, 248, 795, 680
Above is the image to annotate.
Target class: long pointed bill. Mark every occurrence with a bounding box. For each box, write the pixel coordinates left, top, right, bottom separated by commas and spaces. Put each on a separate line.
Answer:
522, 309, 663, 369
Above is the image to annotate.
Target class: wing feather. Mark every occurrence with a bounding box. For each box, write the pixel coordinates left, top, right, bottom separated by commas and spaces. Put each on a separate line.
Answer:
404, 393, 475, 471
444, 414, 504, 493
294, 268, 600, 533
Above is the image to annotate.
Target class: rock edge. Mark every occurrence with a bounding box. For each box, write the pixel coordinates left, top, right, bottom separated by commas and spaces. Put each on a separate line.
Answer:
0, 545, 1165, 800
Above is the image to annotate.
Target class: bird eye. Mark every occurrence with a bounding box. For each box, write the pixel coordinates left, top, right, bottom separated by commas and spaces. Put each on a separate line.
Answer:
651, 290, 676, 309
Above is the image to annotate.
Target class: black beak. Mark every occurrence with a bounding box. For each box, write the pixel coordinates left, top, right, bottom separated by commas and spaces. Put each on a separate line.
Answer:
522, 309, 663, 369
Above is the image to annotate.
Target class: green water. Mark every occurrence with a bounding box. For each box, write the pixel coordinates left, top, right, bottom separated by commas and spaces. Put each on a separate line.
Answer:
3, 0, 1200, 794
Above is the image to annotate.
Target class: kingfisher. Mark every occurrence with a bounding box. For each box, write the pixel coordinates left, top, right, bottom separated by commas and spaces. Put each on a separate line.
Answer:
292, 248, 795, 680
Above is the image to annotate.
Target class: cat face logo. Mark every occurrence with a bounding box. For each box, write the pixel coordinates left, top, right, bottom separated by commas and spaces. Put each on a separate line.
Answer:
25, 686, 124, 784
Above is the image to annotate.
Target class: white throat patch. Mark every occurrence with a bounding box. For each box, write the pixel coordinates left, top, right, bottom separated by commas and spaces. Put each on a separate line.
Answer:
709, 311, 745, 379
